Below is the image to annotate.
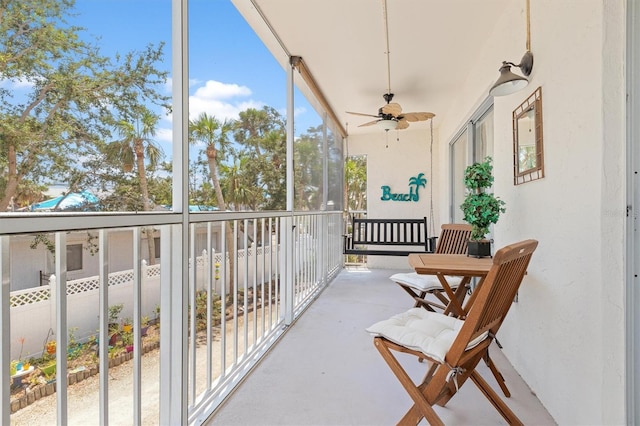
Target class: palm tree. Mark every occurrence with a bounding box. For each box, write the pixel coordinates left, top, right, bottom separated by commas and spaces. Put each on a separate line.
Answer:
408, 173, 427, 202
189, 112, 236, 292
105, 109, 163, 264
219, 157, 261, 211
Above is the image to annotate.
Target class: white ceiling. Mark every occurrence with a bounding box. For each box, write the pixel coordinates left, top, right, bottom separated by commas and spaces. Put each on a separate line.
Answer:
233, 0, 511, 135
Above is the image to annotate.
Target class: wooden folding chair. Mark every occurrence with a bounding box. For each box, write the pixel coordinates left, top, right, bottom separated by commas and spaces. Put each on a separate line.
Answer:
391, 224, 472, 312
368, 239, 538, 425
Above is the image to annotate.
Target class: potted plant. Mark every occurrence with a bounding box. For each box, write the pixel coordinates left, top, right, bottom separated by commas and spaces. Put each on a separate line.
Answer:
460, 157, 506, 257
121, 317, 133, 333
45, 340, 56, 355
121, 330, 134, 352
108, 303, 124, 330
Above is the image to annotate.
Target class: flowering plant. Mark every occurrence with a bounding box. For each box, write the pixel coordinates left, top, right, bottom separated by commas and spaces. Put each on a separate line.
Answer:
46, 340, 56, 355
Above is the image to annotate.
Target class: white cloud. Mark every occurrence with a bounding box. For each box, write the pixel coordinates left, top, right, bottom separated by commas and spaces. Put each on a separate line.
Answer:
194, 80, 252, 100
158, 79, 266, 147
156, 127, 173, 144
0, 77, 35, 89
188, 79, 262, 121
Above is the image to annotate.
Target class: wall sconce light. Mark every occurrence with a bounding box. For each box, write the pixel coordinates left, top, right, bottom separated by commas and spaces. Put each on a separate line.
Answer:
377, 119, 398, 131
490, 0, 534, 97
490, 51, 534, 97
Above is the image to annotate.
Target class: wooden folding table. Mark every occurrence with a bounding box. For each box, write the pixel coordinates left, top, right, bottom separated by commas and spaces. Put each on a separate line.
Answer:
408, 253, 493, 318
407, 252, 511, 397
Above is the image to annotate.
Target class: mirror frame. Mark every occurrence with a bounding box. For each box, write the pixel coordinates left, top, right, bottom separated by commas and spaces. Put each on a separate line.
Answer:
512, 86, 544, 185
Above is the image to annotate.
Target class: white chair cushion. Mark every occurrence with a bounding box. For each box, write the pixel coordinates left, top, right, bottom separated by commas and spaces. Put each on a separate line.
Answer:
390, 272, 463, 292
366, 308, 488, 363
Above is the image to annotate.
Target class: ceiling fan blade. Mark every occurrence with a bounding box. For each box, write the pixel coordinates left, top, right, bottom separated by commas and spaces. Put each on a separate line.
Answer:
346, 111, 379, 118
401, 112, 435, 122
381, 102, 402, 116
396, 119, 410, 130
358, 120, 379, 127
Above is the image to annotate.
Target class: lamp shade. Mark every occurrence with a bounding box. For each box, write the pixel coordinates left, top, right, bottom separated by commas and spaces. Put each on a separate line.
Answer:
377, 119, 398, 131
489, 63, 529, 97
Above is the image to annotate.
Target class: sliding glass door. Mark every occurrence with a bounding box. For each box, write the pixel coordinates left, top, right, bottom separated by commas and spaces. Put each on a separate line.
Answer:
449, 100, 494, 222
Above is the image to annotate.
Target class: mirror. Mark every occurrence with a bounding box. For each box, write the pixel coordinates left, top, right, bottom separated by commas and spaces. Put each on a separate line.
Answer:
513, 87, 544, 185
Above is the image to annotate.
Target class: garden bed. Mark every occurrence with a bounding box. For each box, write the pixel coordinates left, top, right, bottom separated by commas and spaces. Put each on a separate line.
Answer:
10, 325, 160, 414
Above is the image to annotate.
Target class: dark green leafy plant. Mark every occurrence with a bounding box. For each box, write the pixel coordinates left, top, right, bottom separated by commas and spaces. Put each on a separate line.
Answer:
460, 157, 506, 241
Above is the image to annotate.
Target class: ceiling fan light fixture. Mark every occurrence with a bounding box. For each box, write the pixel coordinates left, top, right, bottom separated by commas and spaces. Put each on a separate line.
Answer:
377, 119, 398, 131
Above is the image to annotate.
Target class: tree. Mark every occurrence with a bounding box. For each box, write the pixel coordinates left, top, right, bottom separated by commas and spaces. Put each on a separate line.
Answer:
233, 106, 287, 210
219, 156, 261, 211
294, 126, 323, 211
0, 0, 169, 211
234, 106, 282, 157
105, 109, 164, 263
189, 112, 236, 291
105, 110, 163, 209
148, 161, 173, 207
345, 156, 367, 211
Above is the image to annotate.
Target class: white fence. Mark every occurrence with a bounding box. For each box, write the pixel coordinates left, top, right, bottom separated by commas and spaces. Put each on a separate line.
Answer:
10, 244, 278, 360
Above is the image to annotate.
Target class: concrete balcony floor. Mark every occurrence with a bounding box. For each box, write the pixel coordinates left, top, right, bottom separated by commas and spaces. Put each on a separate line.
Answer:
207, 267, 556, 425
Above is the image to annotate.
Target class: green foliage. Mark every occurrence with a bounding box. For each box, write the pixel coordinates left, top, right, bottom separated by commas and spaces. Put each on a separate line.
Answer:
193, 290, 222, 332
463, 158, 495, 190
345, 156, 367, 211
0, 0, 169, 210
108, 304, 124, 324
29, 233, 55, 254
460, 157, 506, 240
121, 331, 133, 347
294, 126, 324, 210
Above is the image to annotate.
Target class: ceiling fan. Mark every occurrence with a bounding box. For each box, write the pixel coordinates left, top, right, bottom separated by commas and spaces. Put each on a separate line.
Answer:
346, 0, 435, 131
346, 93, 435, 130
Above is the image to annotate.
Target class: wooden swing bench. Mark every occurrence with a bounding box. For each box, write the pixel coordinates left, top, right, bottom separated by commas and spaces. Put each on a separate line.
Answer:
343, 216, 435, 256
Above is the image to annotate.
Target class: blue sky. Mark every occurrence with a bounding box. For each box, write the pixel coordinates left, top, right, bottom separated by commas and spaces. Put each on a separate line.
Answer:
67, 0, 316, 153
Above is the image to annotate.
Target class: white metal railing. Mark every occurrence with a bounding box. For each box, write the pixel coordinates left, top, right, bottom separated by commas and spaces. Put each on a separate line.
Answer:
2, 211, 343, 425
9, 246, 276, 359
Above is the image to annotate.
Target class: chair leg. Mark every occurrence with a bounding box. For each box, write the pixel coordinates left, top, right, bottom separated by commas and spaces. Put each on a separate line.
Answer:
397, 405, 423, 426
373, 338, 445, 426
484, 351, 511, 398
470, 370, 523, 426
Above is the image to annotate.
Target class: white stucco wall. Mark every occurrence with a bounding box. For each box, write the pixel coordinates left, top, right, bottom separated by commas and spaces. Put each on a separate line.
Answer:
349, 1, 627, 423
347, 127, 441, 269
432, 1, 626, 424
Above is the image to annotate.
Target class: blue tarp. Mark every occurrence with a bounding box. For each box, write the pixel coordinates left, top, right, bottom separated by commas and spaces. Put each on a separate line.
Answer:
158, 205, 219, 212
188, 205, 218, 212
30, 191, 100, 212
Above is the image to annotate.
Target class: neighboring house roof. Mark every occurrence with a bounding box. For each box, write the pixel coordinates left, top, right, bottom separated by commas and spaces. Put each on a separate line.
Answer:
30, 191, 100, 212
